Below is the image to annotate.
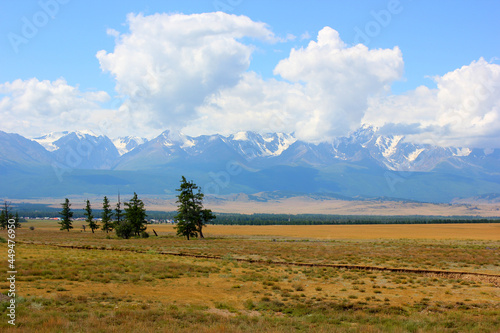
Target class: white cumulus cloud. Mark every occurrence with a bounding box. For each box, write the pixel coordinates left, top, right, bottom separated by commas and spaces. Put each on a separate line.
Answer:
186, 27, 404, 142
0, 78, 112, 137
273, 27, 403, 141
364, 58, 500, 148
96, 12, 277, 133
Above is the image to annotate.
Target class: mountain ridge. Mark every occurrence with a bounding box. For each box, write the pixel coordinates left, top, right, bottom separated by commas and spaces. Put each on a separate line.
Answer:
1, 126, 499, 202
25, 126, 493, 172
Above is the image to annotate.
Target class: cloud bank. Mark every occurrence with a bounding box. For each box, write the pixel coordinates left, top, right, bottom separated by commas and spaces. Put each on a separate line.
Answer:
96, 12, 277, 133
364, 58, 500, 148
0, 78, 111, 136
0, 12, 499, 148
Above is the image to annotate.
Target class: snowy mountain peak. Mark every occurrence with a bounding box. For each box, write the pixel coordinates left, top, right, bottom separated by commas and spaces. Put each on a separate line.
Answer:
113, 136, 148, 156
453, 148, 472, 157
33, 131, 69, 151
376, 135, 404, 158
407, 148, 425, 162
233, 131, 250, 141
225, 131, 296, 158
73, 129, 98, 139
262, 133, 297, 156
155, 130, 197, 150
33, 130, 105, 151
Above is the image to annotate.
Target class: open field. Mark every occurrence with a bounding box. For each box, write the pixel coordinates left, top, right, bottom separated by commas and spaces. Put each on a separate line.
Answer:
1, 220, 499, 332
148, 223, 500, 241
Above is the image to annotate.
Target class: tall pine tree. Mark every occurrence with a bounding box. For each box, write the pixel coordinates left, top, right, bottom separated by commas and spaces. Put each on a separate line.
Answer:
0, 201, 12, 229
59, 198, 73, 232
84, 199, 98, 233
14, 212, 21, 228
124, 192, 147, 236
101, 196, 114, 233
175, 176, 215, 240
0, 209, 6, 230
114, 193, 122, 228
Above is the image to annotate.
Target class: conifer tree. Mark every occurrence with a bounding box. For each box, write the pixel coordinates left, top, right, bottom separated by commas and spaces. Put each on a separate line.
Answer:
175, 176, 215, 240
124, 192, 147, 236
0, 201, 12, 229
101, 196, 114, 233
114, 193, 122, 228
84, 199, 98, 233
59, 198, 73, 232
0, 209, 6, 230
14, 212, 21, 228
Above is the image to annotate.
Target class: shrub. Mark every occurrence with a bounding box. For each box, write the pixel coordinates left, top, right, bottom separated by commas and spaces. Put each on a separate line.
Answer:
115, 220, 134, 239
244, 299, 255, 310
293, 284, 304, 291
29, 226, 35, 230
140, 231, 149, 238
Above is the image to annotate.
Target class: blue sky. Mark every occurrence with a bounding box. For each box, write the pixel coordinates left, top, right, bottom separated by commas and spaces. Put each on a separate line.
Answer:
1, 0, 499, 148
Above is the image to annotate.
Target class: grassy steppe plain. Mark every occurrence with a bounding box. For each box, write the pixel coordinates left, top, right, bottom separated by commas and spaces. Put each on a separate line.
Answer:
1, 220, 499, 332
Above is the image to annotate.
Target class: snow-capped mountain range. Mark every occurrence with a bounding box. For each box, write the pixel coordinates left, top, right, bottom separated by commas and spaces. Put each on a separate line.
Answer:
0, 126, 498, 202
30, 130, 300, 170
26, 126, 494, 172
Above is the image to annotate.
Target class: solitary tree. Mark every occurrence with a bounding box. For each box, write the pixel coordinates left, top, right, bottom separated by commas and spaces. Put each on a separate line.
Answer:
14, 212, 21, 228
84, 199, 98, 233
114, 193, 123, 229
59, 198, 73, 232
124, 192, 147, 236
101, 196, 114, 233
175, 176, 215, 240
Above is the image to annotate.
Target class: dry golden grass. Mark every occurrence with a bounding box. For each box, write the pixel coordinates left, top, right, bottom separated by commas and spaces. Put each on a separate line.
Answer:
148, 223, 500, 240
11, 242, 500, 312
1, 220, 499, 332
24, 219, 500, 240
